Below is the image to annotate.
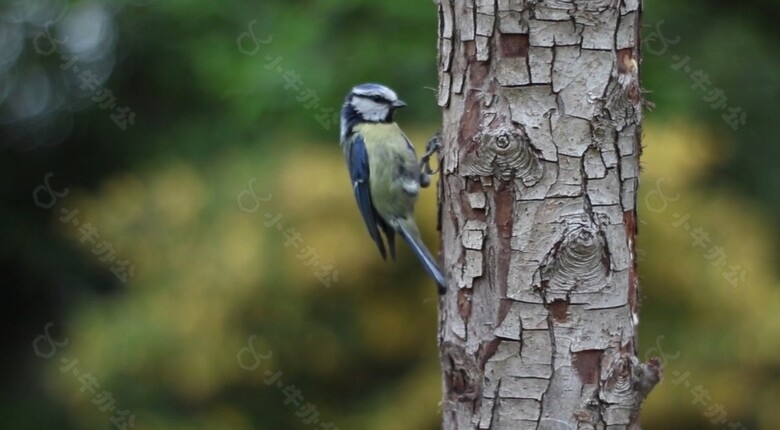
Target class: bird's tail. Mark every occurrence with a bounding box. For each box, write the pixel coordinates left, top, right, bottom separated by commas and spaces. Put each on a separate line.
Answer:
397, 219, 446, 294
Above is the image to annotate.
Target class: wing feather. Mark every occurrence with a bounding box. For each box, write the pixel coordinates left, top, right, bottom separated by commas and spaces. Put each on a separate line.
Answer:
347, 134, 387, 259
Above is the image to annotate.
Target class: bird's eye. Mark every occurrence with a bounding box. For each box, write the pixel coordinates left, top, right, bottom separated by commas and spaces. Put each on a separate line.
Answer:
369, 95, 384, 102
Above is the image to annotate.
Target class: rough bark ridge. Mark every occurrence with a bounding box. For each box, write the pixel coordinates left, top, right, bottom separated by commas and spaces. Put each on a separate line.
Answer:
436, 1, 658, 429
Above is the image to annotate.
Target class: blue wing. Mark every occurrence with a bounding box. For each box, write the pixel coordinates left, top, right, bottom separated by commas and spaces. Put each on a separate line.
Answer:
347, 134, 391, 260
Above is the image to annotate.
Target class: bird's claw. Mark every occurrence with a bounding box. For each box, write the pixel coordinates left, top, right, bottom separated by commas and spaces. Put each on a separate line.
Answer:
420, 132, 443, 177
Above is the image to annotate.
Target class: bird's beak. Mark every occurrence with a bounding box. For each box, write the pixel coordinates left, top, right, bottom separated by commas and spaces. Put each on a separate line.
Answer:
392, 99, 406, 108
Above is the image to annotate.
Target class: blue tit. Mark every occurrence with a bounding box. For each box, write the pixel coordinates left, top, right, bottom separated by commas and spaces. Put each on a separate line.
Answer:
340, 83, 446, 294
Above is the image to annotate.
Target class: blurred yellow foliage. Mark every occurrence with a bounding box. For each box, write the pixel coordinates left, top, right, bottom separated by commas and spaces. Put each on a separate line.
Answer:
48, 124, 779, 429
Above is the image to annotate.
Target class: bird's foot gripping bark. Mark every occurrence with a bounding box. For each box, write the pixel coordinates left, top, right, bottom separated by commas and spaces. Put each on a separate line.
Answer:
419, 131, 443, 188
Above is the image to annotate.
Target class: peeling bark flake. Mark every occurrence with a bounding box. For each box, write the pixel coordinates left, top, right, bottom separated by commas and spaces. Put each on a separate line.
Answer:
573, 349, 603, 385
500, 33, 529, 58
549, 299, 569, 322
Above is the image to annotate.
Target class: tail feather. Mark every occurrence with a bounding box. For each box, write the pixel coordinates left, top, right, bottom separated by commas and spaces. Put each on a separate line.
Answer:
398, 222, 446, 294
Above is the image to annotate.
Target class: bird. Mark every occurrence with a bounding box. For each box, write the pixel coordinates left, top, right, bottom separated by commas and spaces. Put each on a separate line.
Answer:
339, 83, 446, 294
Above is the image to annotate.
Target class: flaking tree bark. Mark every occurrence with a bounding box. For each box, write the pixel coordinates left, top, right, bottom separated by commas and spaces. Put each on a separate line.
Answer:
435, 1, 660, 429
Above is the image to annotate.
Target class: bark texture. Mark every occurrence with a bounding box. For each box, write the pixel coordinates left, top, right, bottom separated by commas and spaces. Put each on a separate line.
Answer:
436, 1, 657, 429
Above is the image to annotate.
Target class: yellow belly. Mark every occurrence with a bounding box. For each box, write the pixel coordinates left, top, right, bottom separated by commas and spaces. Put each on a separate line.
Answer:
352, 123, 420, 220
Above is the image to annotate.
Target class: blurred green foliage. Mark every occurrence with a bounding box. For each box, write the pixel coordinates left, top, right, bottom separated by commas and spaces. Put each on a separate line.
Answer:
2, 0, 779, 429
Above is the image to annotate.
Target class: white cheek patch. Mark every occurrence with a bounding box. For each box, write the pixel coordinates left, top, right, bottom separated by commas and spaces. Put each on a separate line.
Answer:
352, 97, 389, 122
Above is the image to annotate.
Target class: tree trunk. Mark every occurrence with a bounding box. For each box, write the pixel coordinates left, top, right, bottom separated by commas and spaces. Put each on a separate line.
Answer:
436, 1, 659, 429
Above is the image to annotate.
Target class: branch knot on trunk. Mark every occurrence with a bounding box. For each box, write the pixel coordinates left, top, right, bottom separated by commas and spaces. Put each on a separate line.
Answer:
541, 216, 608, 299
461, 124, 543, 185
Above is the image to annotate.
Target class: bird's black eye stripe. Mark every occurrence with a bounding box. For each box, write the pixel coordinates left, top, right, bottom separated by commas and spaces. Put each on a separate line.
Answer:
356, 94, 383, 102
352, 93, 387, 103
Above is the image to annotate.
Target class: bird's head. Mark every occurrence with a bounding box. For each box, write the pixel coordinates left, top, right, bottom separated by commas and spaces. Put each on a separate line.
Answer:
344, 83, 406, 123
